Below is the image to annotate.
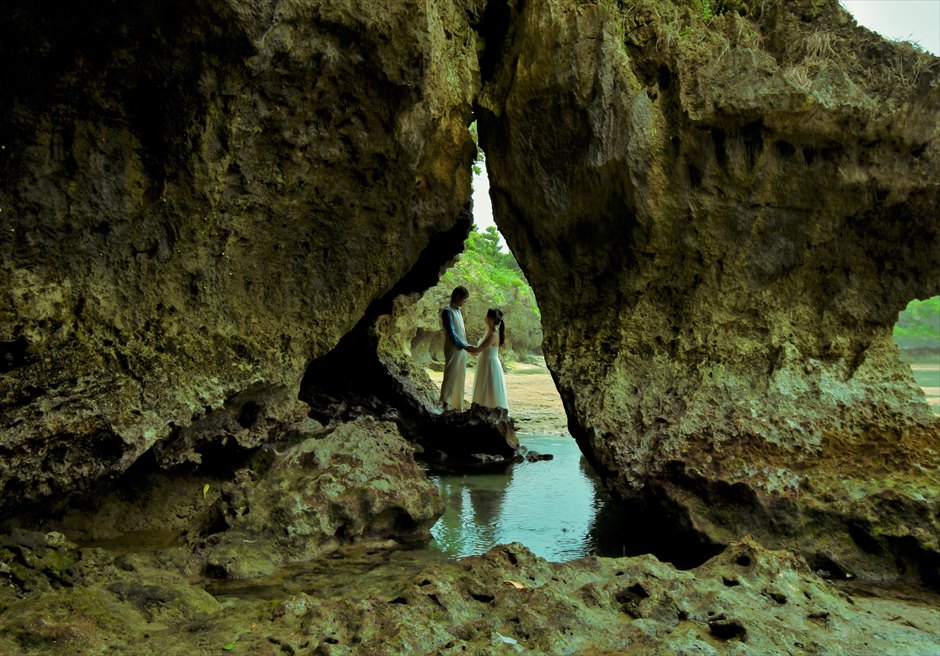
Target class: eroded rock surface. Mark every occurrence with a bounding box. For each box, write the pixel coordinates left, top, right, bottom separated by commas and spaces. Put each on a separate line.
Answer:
202, 418, 443, 579
0, 0, 480, 508
478, 0, 940, 584
2, 538, 938, 654
1, 417, 442, 584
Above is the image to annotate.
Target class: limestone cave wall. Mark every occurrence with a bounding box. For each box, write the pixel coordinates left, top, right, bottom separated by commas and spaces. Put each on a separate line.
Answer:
0, 0, 481, 508
477, 0, 939, 583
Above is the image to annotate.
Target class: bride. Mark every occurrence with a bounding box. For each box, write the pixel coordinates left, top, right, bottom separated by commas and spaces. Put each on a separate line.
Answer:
471, 308, 509, 411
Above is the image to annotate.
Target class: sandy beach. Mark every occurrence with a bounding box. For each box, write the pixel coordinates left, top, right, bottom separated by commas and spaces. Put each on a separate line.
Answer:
428, 360, 940, 431
907, 361, 940, 414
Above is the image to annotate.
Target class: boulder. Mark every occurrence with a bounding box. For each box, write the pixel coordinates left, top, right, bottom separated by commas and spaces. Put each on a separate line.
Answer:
203, 418, 444, 579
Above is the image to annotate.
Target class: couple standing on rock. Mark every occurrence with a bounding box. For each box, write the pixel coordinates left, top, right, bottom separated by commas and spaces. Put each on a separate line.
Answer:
439, 286, 509, 412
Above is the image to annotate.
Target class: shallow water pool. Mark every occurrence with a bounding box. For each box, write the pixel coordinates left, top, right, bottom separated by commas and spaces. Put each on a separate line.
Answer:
427, 434, 628, 562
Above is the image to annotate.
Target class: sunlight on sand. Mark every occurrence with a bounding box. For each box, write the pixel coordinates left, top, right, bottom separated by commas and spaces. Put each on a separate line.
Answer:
906, 362, 940, 415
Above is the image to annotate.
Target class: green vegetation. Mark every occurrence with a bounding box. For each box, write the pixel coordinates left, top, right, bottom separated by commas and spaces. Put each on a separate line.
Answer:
438, 225, 543, 357
894, 296, 940, 354
405, 223, 542, 365
699, 0, 715, 22
448, 227, 536, 314
468, 121, 484, 176
697, 0, 748, 21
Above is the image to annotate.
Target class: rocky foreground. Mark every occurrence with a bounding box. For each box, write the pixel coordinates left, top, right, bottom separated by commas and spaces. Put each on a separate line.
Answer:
1, 417, 937, 655
2, 532, 938, 655
4, 0, 937, 593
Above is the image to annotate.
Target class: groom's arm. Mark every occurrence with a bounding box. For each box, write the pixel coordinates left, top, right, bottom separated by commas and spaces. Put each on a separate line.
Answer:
442, 308, 470, 350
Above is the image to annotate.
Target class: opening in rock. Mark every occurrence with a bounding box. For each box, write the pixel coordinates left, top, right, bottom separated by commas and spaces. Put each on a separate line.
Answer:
893, 296, 940, 415
415, 149, 546, 412
421, 125, 726, 569
406, 141, 631, 562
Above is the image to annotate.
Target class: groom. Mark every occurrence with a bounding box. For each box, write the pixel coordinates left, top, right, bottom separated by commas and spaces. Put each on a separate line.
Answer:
440, 286, 477, 411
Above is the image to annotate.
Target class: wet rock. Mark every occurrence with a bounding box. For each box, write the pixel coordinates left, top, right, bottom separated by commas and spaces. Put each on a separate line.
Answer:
479, 0, 940, 585
525, 451, 553, 462
418, 404, 519, 460
0, 531, 80, 596
2, 416, 442, 584
470, 453, 505, 464
105, 581, 218, 625
0, 529, 57, 551
205, 544, 280, 581
0, 545, 222, 652
203, 417, 443, 579
318, 538, 934, 654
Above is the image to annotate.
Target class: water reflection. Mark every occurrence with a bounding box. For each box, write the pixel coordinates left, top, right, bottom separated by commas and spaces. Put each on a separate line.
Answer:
428, 435, 623, 562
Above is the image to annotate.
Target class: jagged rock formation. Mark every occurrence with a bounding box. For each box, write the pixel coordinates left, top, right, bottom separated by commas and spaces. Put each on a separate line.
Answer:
0, 0, 480, 507
478, 0, 940, 585
3, 538, 939, 653
3, 417, 442, 583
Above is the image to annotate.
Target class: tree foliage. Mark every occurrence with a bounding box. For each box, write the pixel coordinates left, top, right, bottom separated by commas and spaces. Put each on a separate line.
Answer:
468, 121, 484, 176
409, 225, 543, 362
893, 296, 940, 352
442, 226, 538, 313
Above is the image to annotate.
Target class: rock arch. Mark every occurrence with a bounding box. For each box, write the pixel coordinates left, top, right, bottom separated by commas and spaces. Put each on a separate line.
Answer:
1, 0, 937, 586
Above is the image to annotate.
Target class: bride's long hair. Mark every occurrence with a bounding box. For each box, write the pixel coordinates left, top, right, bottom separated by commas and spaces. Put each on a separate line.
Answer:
487, 308, 505, 347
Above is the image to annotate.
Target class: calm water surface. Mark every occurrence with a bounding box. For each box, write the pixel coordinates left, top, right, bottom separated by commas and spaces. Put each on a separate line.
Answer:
427, 435, 625, 562
208, 435, 626, 602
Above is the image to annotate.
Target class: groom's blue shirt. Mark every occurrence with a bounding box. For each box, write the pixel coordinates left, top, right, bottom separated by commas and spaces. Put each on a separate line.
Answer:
442, 305, 469, 350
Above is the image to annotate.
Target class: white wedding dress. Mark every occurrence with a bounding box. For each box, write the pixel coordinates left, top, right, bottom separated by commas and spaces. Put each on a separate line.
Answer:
472, 334, 509, 410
